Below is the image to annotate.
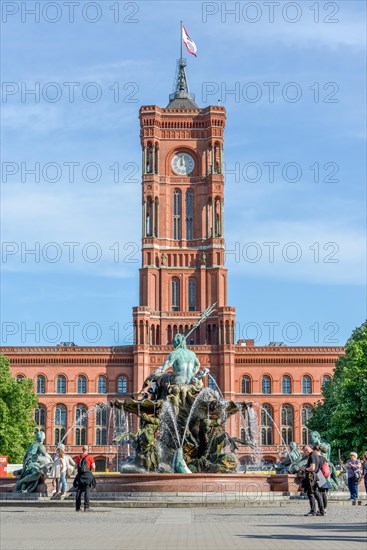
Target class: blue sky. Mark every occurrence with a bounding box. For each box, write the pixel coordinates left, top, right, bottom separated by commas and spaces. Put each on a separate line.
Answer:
1, 0, 366, 346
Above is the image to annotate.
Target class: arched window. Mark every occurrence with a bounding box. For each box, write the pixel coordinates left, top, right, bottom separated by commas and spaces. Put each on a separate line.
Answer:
36, 375, 46, 394
188, 278, 196, 311
96, 406, 107, 445
260, 404, 273, 445
34, 404, 46, 432
262, 376, 271, 394
75, 404, 87, 445
117, 376, 127, 394
173, 189, 181, 240
302, 375, 312, 394
186, 189, 193, 240
302, 404, 313, 445
208, 373, 217, 390
16, 374, 25, 382
322, 375, 332, 387
281, 404, 293, 445
77, 375, 87, 394
171, 277, 180, 311
56, 375, 66, 394
282, 375, 291, 394
241, 376, 251, 394
54, 404, 67, 444
98, 375, 107, 394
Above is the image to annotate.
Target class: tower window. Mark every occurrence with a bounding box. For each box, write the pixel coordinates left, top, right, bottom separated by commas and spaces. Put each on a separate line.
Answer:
173, 189, 181, 240
188, 278, 196, 311
171, 278, 180, 311
186, 189, 193, 240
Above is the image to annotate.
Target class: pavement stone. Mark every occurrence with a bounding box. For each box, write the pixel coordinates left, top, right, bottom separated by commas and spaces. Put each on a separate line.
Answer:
0, 504, 366, 550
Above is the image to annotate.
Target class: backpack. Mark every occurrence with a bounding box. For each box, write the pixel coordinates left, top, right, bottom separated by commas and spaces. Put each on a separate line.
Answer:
77, 456, 90, 475
321, 460, 330, 478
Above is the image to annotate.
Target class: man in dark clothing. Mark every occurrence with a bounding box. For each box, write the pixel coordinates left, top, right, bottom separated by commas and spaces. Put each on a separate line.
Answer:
300, 444, 325, 516
73, 445, 96, 512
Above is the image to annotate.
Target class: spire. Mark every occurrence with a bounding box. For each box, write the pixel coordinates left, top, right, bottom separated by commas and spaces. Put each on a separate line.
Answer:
167, 22, 198, 109
167, 58, 199, 109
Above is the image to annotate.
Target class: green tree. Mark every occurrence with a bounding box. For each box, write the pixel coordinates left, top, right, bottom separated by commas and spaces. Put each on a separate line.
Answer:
308, 321, 367, 460
0, 354, 38, 462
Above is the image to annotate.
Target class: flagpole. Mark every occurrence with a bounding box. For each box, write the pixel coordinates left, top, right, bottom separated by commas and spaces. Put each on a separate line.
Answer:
180, 20, 183, 59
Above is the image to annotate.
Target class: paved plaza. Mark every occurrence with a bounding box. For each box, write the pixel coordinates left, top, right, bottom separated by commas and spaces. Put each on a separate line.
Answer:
1, 504, 366, 550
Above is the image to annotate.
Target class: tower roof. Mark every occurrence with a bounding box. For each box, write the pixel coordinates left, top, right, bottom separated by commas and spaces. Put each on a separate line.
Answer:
167, 58, 199, 109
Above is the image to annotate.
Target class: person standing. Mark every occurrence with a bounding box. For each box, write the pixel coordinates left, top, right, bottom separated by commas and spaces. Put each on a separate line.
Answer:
314, 445, 330, 515
73, 445, 96, 512
300, 444, 325, 516
344, 452, 362, 503
56, 443, 76, 478
51, 449, 62, 496
362, 453, 367, 505
58, 448, 68, 496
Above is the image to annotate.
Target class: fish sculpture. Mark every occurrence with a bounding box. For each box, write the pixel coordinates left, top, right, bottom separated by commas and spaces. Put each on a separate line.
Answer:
172, 448, 192, 474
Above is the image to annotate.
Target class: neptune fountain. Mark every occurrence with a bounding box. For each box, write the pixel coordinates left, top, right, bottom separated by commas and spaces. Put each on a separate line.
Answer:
112, 311, 257, 474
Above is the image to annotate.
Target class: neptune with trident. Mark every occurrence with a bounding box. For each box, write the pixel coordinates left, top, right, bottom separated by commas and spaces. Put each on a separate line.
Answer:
142, 304, 216, 397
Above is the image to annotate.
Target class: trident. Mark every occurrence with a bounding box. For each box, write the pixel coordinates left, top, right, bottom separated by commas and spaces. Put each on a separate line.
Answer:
183, 302, 217, 342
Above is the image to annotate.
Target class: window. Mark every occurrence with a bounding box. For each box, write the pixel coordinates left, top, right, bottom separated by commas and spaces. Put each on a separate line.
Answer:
281, 404, 293, 445
56, 375, 66, 394
96, 406, 107, 445
34, 404, 46, 432
77, 375, 87, 394
322, 375, 332, 387
186, 189, 193, 240
302, 375, 312, 394
98, 375, 107, 394
117, 376, 127, 394
171, 277, 180, 311
241, 376, 251, 394
36, 375, 46, 394
173, 189, 181, 240
16, 375, 25, 382
188, 278, 196, 311
208, 373, 217, 390
262, 376, 271, 394
282, 375, 291, 394
75, 404, 87, 445
302, 404, 313, 445
260, 404, 273, 445
54, 404, 66, 444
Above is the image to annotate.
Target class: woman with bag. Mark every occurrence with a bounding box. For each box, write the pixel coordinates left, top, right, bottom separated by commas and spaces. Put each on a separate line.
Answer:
314, 445, 331, 515
344, 452, 362, 503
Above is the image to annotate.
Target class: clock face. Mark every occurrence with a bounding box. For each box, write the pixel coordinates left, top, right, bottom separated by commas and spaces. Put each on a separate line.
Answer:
171, 153, 195, 175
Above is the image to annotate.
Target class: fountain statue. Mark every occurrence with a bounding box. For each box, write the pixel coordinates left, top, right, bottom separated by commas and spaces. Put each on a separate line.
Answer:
14, 430, 53, 493
112, 305, 256, 474
275, 442, 302, 474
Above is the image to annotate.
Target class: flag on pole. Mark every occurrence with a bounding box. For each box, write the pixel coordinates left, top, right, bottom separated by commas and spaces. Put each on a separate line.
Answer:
182, 25, 197, 57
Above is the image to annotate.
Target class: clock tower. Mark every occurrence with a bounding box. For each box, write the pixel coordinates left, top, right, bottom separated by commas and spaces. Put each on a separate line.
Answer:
132, 58, 236, 390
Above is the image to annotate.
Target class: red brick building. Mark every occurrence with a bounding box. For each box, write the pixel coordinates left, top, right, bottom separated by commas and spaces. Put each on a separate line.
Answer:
1, 59, 343, 469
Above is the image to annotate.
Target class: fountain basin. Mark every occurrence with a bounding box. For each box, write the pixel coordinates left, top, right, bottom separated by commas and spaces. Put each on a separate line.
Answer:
0, 473, 302, 494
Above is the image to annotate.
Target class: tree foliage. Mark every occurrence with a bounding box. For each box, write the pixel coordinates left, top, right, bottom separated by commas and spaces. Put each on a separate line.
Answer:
0, 354, 38, 462
308, 321, 367, 460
